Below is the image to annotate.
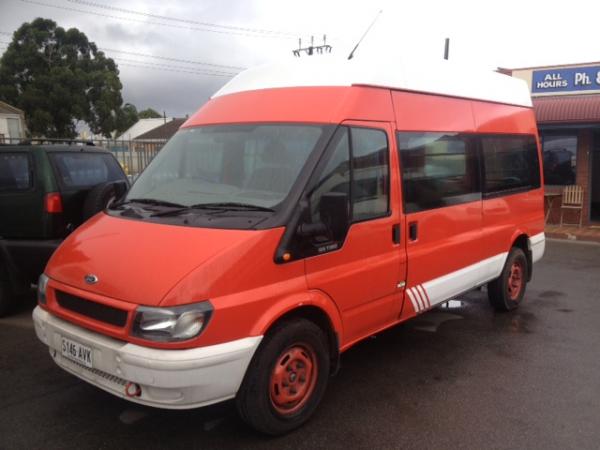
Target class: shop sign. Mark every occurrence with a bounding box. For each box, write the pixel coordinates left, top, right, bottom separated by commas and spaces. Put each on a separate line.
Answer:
532, 65, 600, 94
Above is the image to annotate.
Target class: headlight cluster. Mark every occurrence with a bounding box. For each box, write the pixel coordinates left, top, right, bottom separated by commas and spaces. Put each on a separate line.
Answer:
37, 273, 49, 305
131, 302, 213, 342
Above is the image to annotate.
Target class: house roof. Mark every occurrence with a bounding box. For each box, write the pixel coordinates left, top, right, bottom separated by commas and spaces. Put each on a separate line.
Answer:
533, 95, 600, 123
0, 100, 24, 115
135, 118, 186, 140
115, 118, 173, 141
213, 56, 532, 107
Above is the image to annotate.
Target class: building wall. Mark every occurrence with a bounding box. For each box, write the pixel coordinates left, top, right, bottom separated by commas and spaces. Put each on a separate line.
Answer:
0, 113, 25, 141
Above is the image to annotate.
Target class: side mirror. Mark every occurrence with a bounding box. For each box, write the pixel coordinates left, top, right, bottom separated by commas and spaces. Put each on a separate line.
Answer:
319, 192, 350, 240
295, 192, 349, 240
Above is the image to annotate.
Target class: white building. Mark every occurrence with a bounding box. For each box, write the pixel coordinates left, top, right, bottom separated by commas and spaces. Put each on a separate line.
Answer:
0, 100, 26, 143
115, 118, 173, 141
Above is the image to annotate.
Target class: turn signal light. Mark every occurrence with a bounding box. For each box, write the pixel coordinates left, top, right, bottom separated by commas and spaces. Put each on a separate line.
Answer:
44, 192, 63, 213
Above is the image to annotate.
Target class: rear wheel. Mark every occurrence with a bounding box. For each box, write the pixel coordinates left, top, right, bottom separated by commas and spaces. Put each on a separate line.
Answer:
488, 247, 528, 311
236, 318, 330, 435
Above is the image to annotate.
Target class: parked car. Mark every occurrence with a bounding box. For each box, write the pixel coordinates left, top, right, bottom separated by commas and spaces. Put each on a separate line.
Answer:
0, 144, 128, 315
32, 58, 545, 435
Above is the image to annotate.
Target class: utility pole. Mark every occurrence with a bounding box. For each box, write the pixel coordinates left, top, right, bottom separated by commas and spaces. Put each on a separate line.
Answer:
292, 35, 332, 57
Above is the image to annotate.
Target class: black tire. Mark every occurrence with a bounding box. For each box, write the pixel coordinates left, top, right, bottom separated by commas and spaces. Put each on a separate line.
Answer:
488, 247, 529, 311
0, 280, 14, 318
236, 318, 330, 435
82, 182, 120, 221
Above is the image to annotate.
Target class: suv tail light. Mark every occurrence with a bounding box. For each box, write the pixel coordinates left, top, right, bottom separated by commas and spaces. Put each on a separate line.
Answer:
44, 192, 63, 213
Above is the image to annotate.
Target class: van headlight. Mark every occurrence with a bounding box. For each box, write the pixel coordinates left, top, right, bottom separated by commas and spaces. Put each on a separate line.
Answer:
37, 274, 49, 305
131, 302, 213, 342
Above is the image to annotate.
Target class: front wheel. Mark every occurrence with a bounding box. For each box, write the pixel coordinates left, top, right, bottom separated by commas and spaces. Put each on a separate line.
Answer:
236, 318, 330, 435
488, 247, 528, 311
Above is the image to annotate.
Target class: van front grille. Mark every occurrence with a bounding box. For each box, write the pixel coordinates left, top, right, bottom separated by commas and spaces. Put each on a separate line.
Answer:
56, 291, 128, 327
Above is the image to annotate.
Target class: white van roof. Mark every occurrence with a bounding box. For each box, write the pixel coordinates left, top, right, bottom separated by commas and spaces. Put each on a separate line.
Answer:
213, 56, 532, 108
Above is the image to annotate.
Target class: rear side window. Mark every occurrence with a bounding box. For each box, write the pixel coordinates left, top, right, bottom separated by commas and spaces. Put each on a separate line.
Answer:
0, 153, 31, 191
50, 153, 124, 188
481, 135, 540, 195
397, 132, 480, 213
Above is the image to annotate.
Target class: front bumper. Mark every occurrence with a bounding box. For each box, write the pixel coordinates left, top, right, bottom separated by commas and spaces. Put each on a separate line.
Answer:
33, 306, 262, 409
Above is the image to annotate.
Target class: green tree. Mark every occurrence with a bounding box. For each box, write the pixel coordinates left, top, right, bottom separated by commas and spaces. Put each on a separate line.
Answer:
0, 18, 123, 138
116, 102, 138, 134
138, 108, 162, 119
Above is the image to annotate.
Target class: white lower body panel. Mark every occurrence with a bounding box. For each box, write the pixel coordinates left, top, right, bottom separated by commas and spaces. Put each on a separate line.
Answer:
407, 232, 546, 314
32, 306, 262, 409
406, 252, 509, 314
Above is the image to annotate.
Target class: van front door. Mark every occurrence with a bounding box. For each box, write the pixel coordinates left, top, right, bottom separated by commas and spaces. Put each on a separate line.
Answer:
396, 132, 484, 316
302, 121, 407, 347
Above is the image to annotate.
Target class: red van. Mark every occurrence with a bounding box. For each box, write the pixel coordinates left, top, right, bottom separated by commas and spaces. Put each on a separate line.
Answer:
33, 58, 545, 435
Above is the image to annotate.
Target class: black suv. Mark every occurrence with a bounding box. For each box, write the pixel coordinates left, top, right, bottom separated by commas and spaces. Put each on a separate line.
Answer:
0, 144, 129, 316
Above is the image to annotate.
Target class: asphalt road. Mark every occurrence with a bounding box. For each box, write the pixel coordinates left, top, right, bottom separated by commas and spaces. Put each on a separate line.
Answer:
1, 240, 599, 450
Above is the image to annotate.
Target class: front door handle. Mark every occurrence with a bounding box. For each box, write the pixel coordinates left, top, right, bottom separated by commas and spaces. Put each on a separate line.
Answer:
409, 221, 418, 241
392, 224, 401, 244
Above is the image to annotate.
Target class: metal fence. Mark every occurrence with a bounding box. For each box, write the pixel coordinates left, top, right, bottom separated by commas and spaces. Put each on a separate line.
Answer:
0, 136, 168, 176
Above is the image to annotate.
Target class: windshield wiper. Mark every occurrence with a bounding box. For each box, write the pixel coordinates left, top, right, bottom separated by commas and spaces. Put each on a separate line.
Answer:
150, 202, 275, 217
113, 198, 186, 209
190, 202, 275, 212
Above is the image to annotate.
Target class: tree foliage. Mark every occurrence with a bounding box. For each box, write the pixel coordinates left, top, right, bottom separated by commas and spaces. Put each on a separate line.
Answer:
116, 102, 138, 134
138, 108, 161, 119
0, 18, 123, 138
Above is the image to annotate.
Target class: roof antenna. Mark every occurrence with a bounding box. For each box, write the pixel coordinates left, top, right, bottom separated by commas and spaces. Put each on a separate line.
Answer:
444, 38, 450, 60
347, 10, 383, 60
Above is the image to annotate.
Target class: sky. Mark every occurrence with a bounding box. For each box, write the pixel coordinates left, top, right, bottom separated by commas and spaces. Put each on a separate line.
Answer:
1, 0, 600, 118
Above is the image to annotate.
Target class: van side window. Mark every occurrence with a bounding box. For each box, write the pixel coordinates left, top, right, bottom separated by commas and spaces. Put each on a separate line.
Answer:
481, 135, 541, 196
397, 132, 480, 213
350, 127, 389, 221
307, 127, 351, 244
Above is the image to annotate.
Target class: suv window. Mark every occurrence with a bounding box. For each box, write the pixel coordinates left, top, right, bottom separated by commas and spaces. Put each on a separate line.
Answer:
0, 153, 31, 191
50, 152, 124, 188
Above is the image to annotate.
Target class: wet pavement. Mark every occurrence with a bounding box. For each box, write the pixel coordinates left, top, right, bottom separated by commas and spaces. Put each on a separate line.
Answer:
1, 239, 599, 449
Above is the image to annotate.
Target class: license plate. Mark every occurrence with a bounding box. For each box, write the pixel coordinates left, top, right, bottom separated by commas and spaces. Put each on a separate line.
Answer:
61, 336, 93, 368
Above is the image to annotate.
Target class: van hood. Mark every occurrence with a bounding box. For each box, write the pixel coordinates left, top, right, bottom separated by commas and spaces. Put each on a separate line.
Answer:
46, 213, 279, 306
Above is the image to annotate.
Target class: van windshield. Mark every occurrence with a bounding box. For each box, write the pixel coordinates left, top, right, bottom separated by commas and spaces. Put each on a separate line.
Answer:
125, 124, 327, 210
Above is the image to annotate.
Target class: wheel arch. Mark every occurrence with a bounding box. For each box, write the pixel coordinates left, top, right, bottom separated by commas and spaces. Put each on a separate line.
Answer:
511, 232, 533, 281
251, 293, 343, 375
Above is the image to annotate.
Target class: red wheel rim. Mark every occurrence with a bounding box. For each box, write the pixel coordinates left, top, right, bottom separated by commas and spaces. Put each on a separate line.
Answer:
269, 344, 318, 415
507, 261, 524, 301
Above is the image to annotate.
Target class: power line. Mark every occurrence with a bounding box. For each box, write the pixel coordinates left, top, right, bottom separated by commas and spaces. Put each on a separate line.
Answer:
99, 48, 245, 70
0, 31, 244, 71
20, 0, 295, 39
116, 62, 234, 77
112, 57, 237, 76
67, 0, 296, 37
